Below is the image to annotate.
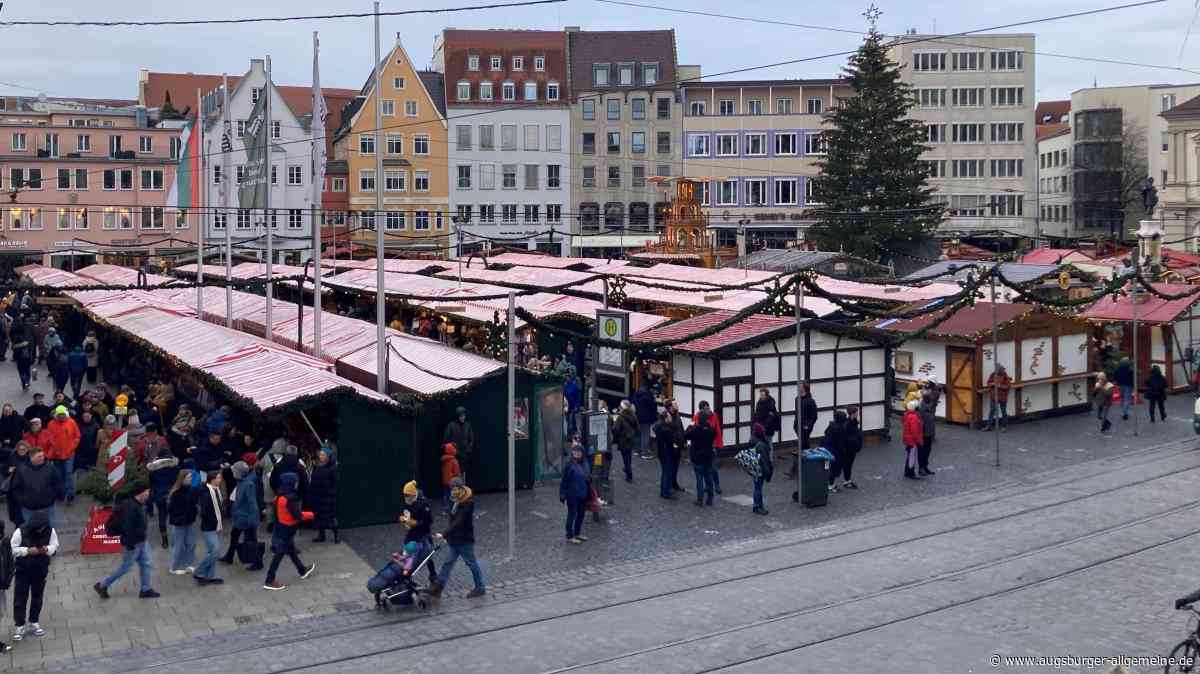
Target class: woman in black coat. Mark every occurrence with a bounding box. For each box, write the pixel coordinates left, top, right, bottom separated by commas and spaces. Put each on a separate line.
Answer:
1145, 365, 1169, 423
305, 449, 338, 543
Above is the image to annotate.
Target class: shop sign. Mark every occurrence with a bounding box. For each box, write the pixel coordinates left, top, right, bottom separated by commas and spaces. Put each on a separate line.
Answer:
595, 310, 630, 398
0, 240, 29, 248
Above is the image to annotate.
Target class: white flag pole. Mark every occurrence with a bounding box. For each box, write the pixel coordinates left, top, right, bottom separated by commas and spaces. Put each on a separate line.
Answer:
312, 31, 326, 360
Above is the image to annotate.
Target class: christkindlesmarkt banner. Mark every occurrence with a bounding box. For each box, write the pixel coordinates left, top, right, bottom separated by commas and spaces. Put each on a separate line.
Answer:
238, 88, 268, 210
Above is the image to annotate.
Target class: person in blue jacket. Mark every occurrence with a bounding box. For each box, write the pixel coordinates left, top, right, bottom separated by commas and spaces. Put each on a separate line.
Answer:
562, 367, 582, 438
631, 383, 658, 459
67, 345, 88, 400
220, 461, 263, 570
559, 446, 591, 544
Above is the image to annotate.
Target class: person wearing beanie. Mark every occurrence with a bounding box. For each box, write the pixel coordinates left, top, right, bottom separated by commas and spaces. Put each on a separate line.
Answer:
11, 509, 59, 642
44, 405, 80, 505
221, 461, 263, 568
442, 408, 475, 480
94, 481, 159, 599
440, 444, 461, 514
902, 398, 924, 480
267, 441, 308, 506
263, 473, 315, 591
145, 444, 180, 549
399, 480, 437, 586
431, 477, 485, 599
306, 449, 339, 544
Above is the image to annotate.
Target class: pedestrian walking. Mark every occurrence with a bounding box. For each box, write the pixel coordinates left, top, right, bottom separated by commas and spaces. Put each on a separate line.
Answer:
632, 383, 657, 459
440, 443, 461, 513
94, 481, 159, 599
822, 410, 847, 493
686, 409, 717, 506
10, 447, 61, 529
144, 443, 178, 549
5, 442, 32, 526
788, 384, 818, 479
263, 473, 316, 591
918, 380, 940, 476
75, 410, 100, 472
749, 423, 774, 515
839, 407, 863, 490
985, 366, 1012, 430
82, 331, 99, 384
1145, 365, 1168, 422
0, 521, 11, 653
559, 446, 591, 543
167, 468, 200, 575
431, 477, 485, 598
443, 407, 475, 480
653, 411, 678, 500
612, 400, 638, 482
563, 367, 582, 438
753, 388, 780, 445
67, 345, 87, 400
44, 405, 79, 505
192, 471, 224, 586
23, 394, 50, 427
1114, 357, 1134, 420
692, 401, 724, 494
902, 399, 923, 480
666, 401, 686, 493
1094, 373, 1116, 433
11, 510, 58, 642
399, 480, 438, 585
0, 404, 23, 451
220, 461, 263, 570
47, 338, 68, 395
10, 317, 33, 391
306, 448, 339, 543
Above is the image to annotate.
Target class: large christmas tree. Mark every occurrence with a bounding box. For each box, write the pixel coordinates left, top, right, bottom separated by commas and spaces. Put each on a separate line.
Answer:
807, 26, 943, 259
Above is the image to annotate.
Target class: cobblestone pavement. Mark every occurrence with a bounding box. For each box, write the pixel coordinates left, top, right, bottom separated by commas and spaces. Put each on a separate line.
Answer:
37, 432, 1200, 673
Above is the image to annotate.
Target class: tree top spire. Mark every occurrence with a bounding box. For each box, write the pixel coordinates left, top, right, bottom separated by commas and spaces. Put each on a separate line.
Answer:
862, 3, 883, 32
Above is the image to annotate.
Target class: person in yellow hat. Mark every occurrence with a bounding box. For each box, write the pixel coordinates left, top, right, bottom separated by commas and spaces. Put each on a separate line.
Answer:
398, 480, 437, 586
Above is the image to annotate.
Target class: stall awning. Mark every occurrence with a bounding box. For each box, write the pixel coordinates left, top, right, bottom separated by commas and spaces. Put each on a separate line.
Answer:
1080, 283, 1200, 325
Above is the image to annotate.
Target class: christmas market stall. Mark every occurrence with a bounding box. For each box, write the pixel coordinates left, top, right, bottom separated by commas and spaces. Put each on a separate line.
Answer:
633, 311, 893, 452
868, 302, 1093, 426
901, 261, 1097, 303
1079, 283, 1200, 392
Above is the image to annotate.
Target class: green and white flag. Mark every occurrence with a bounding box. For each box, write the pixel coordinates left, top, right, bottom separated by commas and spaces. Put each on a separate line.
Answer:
238, 88, 269, 210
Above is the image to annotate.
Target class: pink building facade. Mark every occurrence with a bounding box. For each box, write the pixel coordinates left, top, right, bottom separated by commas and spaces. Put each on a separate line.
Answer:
0, 96, 195, 271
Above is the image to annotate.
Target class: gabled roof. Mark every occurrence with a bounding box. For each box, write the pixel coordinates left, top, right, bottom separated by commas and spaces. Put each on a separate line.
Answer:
567, 29, 677, 99
633, 310, 795, 355
1162, 93, 1200, 118
729, 249, 890, 275
1037, 123, 1070, 141
1080, 283, 1200, 325
1019, 248, 1094, 265
867, 302, 1039, 339
418, 71, 446, 118
1036, 100, 1070, 125
334, 41, 447, 142
903, 261, 1095, 285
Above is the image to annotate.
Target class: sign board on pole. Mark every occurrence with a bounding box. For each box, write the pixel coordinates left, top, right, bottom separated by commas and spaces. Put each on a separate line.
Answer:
594, 310, 630, 398
106, 430, 128, 491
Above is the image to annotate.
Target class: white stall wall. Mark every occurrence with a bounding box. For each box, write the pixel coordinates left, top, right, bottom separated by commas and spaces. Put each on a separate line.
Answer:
982, 340, 1015, 378
1057, 333, 1088, 376
1020, 336, 1054, 380
1058, 376, 1090, 406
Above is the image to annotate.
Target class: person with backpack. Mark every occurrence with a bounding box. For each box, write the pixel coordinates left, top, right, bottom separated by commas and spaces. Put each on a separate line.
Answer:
94, 481, 159, 599
263, 472, 316, 591
46, 338, 68, 395
738, 423, 774, 515
10, 510, 58, 642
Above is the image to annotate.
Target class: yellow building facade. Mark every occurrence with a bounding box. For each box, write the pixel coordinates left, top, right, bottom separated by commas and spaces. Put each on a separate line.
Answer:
333, 39, 449, 255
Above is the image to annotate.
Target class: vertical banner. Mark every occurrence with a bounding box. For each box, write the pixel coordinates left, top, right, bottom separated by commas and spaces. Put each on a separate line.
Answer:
106, 430, 128, 490
238, 89, 269, 210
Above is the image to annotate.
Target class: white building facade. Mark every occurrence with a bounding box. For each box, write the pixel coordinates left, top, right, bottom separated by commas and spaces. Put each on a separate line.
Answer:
1036, 127, 1072, 238
201, 59, 318, 264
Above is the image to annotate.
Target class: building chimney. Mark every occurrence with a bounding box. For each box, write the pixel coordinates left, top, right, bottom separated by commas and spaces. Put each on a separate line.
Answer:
564, 26, 580, 32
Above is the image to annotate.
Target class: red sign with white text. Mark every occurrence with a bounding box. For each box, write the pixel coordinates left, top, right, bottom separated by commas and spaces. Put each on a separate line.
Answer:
79, 506, 122, 555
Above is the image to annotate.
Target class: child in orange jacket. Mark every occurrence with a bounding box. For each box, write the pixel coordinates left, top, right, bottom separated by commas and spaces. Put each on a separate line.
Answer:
441, 443, 461, 512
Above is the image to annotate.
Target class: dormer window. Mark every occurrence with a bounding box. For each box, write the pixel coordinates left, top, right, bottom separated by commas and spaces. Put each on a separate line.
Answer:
534, 56, 545, 72
643, 63, 658, 86
618, 64, 634, 86
512, 56, 524, 70
490, 56, 502, 71
592, 64, 609, 86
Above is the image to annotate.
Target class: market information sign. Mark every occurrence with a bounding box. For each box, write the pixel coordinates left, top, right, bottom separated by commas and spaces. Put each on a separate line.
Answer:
594, 310, 630, 399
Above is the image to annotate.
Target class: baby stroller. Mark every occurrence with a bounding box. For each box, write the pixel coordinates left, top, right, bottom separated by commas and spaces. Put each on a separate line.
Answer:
367, 540, 440, 610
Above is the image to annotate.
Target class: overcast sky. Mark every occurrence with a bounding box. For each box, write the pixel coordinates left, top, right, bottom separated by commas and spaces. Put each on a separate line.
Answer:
0, 0, 1196, 103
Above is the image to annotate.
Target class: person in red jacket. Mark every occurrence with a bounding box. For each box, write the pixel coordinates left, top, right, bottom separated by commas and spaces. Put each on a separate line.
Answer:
692, 401, 724, 495
21, 418, 51, 455
901, 399, 923, 480
44, 406, 80, 503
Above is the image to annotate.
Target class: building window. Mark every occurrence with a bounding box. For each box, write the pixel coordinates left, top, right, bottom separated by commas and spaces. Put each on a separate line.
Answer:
716, 133, 738, 156
499, 125, 518, 152
456, 125, 472, 151
920, 160, 946, 178
413, 135, 429, 155
632, 98, 646, 120
502, 82, 516, 101
990, 194, 1023, 216
547, 164, 561, 188
546, 204, 562, 223
547, 124, 562, 151
593, 64, 609, 86
404, 101, 417, 116
513, 56, 524, 70
386, 211, 405, 230
746, 133, 766, 156
479, 125, 495, 150
456, 205, 472, 224
949, 194, 986, 217
385, 170, 406, 191
270, 165, 279, 186
523, 204, 539, 223
951, 123, 985, 143
468, 55, 480, 71
690, 101, 706, 116
804, 132, 826, 155
990, 87, 1024, 107
951, 87, 984, 107
632, 131, 646, 154
990, 122, 1024, 143
607, 99, 620, 120
774, 132, 797, 155
271, 121, 281, 139
657, 131, 671, 154
138, 136, 152, 153
478, 204, 495, 223
952, 51, 985, 71
480, 82, 493, 101
547, 82, 560, 101
990, 50, 1023, 71
990, 158, 1023, 177
524, 82, 537, 101
582, 166, 595, 188
75, 168, 89, 190
386, 133, 402, 154
717, 179, 737, 205
657, 97, 672, 119
687, 134, 710, 156
457, 82, 470, 101
236, 165, 246, 185
502, 164, 517, 189
618, 64, 634, 86
118, 169, 130, 190
524, 124, 539, 150
379, 99, 395, 117
490, 56, 502, 71
604, 203, 623, 229
582, 99, 595, 120
524, 164, 538, 189
657, 164, 670, 178
913, 52, 947, 72
288, 165, 302, 185
632, 165, 646, 188
607, 166, 621, 188
102, 169, 116, 190
57, 169, 70, 190
414, 171, 430, 192
56, 208, 71, 230
951, 159, 984, 178
582, 132, 596, 155
288, 209, 303, 229
11, 133, 26, 151
643, 63, 658, 85
212, 165, 222, 185
360, 211, 375, 231
360, 169, 376, 191
776, 179, 798, 205
917, 88, 945, 108
140, 169, 164, 190
926, 123, 946, 143
480, 164, 495, 189
719, 99, 736, 116
79, 135, 92, 153
607, 131, 621, 154
775, 98, 792, 115
804, 179, 820, 205
236, 120, 246, 138
534, 56, 545, 71
747, 99, 763, 115
1162, 131, 1170, 152
501, 205, 517, 223
745, 179, 767, 206
360, 134, 375, 154
140, 207, 165, 230
414, 211, 431, 230
332, 177, 346, 192
1162, 94, 1177, 112
108, 135, 121, 155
